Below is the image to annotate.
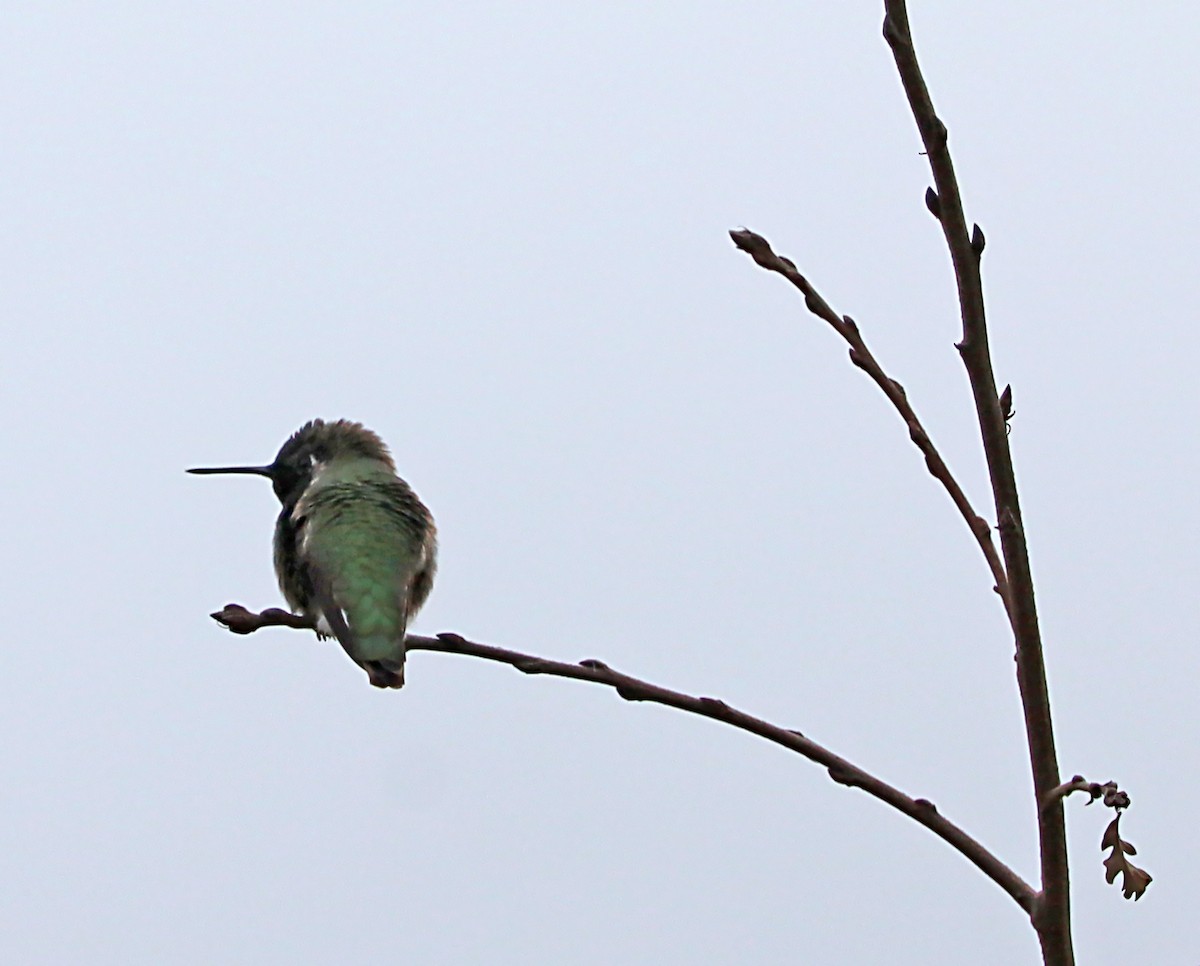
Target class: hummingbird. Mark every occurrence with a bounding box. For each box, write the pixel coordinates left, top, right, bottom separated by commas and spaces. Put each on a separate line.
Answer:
189, 419, 437, 689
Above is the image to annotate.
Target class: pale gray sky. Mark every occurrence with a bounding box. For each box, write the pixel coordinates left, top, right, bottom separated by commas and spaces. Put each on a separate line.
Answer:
3, 2, 1192, 963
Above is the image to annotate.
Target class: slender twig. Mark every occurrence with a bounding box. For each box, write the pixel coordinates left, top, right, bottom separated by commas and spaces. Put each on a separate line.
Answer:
1042, 776, 1130, 814
211, 604, 316, 633
882, 3, 1071, 962
729, 228, 1011, 617
208, 603, 1036, 913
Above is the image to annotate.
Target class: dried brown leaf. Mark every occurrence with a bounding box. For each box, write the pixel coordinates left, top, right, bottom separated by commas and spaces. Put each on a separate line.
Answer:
1101, 815, 1153, 900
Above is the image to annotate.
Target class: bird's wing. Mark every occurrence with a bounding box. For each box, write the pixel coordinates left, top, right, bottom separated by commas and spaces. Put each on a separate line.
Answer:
291, 507, 361, 664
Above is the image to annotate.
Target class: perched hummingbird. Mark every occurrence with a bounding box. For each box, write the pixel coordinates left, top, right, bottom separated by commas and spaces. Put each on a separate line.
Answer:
189, 419, 437, 689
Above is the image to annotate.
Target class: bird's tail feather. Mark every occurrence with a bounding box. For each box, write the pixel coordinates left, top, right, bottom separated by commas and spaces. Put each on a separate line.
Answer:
312, 577, 408, 689
364, 655, 406, 689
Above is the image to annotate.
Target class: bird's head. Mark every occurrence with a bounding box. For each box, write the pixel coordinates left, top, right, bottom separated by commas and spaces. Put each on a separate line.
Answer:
188, 419, 395, 506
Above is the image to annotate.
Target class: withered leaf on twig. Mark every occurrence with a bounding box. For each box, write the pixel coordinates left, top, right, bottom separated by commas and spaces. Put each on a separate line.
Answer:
1101, 815, 1152, 900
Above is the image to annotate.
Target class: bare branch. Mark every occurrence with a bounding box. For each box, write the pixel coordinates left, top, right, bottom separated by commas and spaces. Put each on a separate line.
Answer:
883, 2, 1074, 959
212, 603, 317, 634
729, 228, 1011, 616
207, 603, 1037, 914
1042, 775, 1130, 813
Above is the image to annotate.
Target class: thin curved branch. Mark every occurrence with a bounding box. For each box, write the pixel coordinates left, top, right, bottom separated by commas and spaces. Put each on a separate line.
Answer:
1043, 775, 1125, 813
729, 228, 1011, 618
208, 603, 1036, 915
882, 3, 1072, 963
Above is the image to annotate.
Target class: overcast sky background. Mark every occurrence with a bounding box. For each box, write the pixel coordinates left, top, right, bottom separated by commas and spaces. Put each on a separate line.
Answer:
2, 2, 1193, 963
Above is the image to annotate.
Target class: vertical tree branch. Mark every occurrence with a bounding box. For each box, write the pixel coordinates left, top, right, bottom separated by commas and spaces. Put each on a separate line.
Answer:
882, 3, 1072, 964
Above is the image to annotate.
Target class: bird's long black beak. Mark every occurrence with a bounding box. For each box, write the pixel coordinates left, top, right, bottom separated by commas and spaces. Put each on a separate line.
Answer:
187, 465, 275, 477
